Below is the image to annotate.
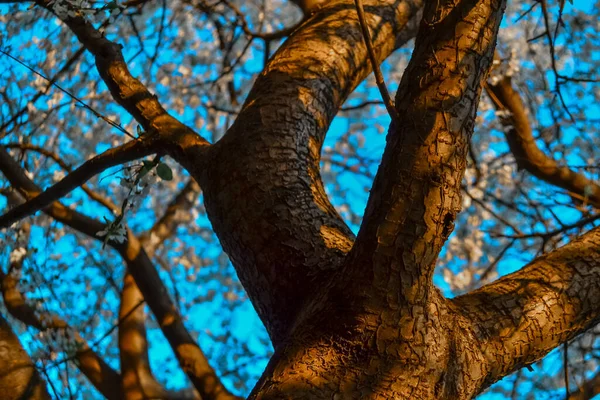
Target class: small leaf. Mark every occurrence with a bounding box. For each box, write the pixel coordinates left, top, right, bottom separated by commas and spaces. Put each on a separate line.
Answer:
137, 125, 142, 136
138, 166, 150, 179
139, 160, 154, 178
156, 162, 173, 181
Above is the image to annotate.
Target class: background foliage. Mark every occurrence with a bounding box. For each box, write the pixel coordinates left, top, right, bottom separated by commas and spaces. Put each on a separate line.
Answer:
1, 0, 599, 398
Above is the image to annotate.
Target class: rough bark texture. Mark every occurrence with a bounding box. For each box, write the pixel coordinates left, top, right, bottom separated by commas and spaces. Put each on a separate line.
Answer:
195, 0, 424, 348
239, 0, 507, 398
4, 0, 600, 398
0, 313, 50, 400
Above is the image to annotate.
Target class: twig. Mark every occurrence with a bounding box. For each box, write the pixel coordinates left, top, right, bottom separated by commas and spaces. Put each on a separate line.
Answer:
353, 0, 399, 124
0, 48, 136, 139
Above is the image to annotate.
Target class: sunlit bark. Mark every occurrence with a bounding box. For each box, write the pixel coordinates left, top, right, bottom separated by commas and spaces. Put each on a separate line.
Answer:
190, 0, 424, 347
0, 313, 50, 400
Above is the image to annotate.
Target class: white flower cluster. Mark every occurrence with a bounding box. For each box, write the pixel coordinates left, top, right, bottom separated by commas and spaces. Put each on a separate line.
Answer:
35, 326, 82, 360
48, 0, 90, 19
489, 48, 521, 85
97, 161, 163, 246
119, 165, 158, 210
9, 247, 27, 264
48, 0, 122, 21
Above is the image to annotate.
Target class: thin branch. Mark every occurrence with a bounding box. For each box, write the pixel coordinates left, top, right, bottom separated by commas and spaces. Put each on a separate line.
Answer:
0, 46, 85, 134
141, 178, 201, 255
0, 48, 135, 139
0, 148, 239, 400
0, 210, 122, 399
3, 142, 120, 214
0, 136, 161, 229
485, 77, 600, 208
354, 0, 399, 124
0, 268, 123, 400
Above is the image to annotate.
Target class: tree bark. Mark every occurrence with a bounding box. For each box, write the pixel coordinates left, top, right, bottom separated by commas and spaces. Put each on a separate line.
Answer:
193, 0, 424, 348
0, 313, 51, 400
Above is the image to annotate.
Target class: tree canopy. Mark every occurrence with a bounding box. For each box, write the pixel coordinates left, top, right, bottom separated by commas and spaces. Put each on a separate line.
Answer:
1, 0, 600, 399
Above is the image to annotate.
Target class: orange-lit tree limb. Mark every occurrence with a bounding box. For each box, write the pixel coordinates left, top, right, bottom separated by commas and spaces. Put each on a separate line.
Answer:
0, 147, 239, 400
0, 262, 123, 399
32, 0, 205, 147
119, 179, 202, 400
248, 0, 508, 397
350, 0, 505, 304
0, 312, 51, 400
485, 76, 600, 208
453, 225, 600, 391
118, 273, 172, 400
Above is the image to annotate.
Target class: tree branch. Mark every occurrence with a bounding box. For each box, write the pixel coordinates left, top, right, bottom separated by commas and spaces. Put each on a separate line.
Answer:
349, 0, 505, 305
140, 178, 201, 257
3, 142, 120, 214
0, 148, 239, 400
119, 272, 172, 399
0, 269, 123, 399
568, 366, 600, 399
288, 0, 327, 15
354, 0, 399, 123
119, 180, 201, 399
0, 136, 162, 229
32, 0, 210, 162
453, 225, 600, 388
485, 76, 600, 208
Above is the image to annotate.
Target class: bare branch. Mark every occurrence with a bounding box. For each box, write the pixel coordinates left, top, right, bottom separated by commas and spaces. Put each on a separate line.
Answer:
0, 147, 239, 400
354, 0, 399, 124
4, 142, 120, 214
485, 76, 600, 208
0, 136, 161, 229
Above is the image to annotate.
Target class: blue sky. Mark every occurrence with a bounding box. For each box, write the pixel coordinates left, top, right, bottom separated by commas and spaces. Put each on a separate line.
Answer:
1, 0, 599, 398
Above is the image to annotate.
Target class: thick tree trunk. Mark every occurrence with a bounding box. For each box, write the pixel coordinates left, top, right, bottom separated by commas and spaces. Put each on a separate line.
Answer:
236, 0, 507, 397
4, 0, 600, 398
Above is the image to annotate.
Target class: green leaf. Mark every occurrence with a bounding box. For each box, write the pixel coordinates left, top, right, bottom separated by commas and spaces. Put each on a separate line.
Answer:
156, 162, 173, 181
137, 125, 143, 136
138, 160, 154, 179
138, 166, 150, 179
